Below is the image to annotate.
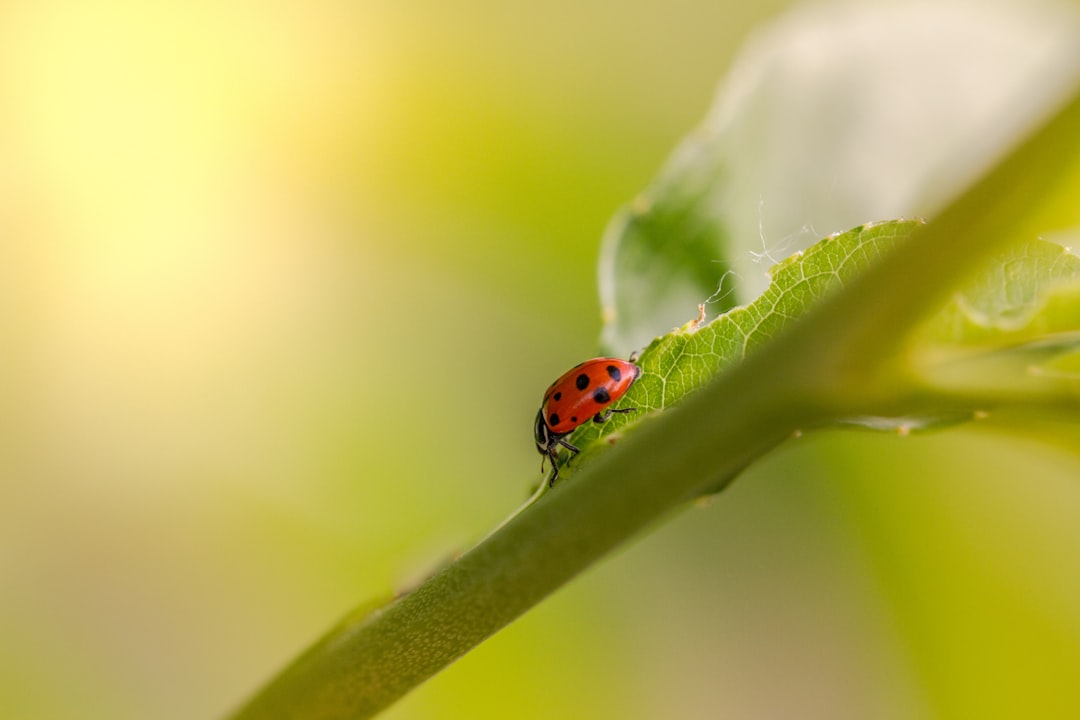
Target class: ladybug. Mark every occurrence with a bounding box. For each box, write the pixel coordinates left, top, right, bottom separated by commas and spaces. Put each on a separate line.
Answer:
535, 357, 641, 486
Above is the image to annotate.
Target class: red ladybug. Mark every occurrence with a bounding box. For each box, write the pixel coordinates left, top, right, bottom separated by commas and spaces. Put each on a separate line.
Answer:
535, 357, 641, 486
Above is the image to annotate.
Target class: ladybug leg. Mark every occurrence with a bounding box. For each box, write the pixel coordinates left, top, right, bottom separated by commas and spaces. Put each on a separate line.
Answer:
547, 438, 581, 487
556, 437, 580, 460
546, 445, 563, 487
592, 407, 638, 424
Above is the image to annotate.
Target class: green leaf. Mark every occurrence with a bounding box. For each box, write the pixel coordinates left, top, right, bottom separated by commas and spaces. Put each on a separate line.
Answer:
921, 239, 1080, 345
598, 1, 1080, 359
576, 219, 919, 454
908, 239, 1080, 415
576, 232, 1080, 476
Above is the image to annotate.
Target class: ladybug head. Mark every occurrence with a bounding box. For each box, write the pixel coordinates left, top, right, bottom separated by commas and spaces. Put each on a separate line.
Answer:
533, 409, 552, 454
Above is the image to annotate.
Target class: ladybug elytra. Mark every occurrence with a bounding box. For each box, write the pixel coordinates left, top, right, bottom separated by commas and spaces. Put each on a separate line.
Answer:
534, 357, 641, 486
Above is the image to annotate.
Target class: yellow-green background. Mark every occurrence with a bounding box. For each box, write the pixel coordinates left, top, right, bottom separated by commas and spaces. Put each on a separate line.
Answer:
2, 2, 1079, 719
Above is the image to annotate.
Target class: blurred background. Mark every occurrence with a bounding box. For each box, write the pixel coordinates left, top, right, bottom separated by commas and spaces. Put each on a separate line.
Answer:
2, 1, 1080, 719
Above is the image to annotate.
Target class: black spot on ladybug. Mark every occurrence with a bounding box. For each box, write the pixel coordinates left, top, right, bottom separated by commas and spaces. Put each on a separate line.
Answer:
553, 392, 562, 401
593, 387, 611, 404
575, 374, 590, 390
606, 365, 622, 381
571, 416, 578, 423
549, 413, 560, 427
